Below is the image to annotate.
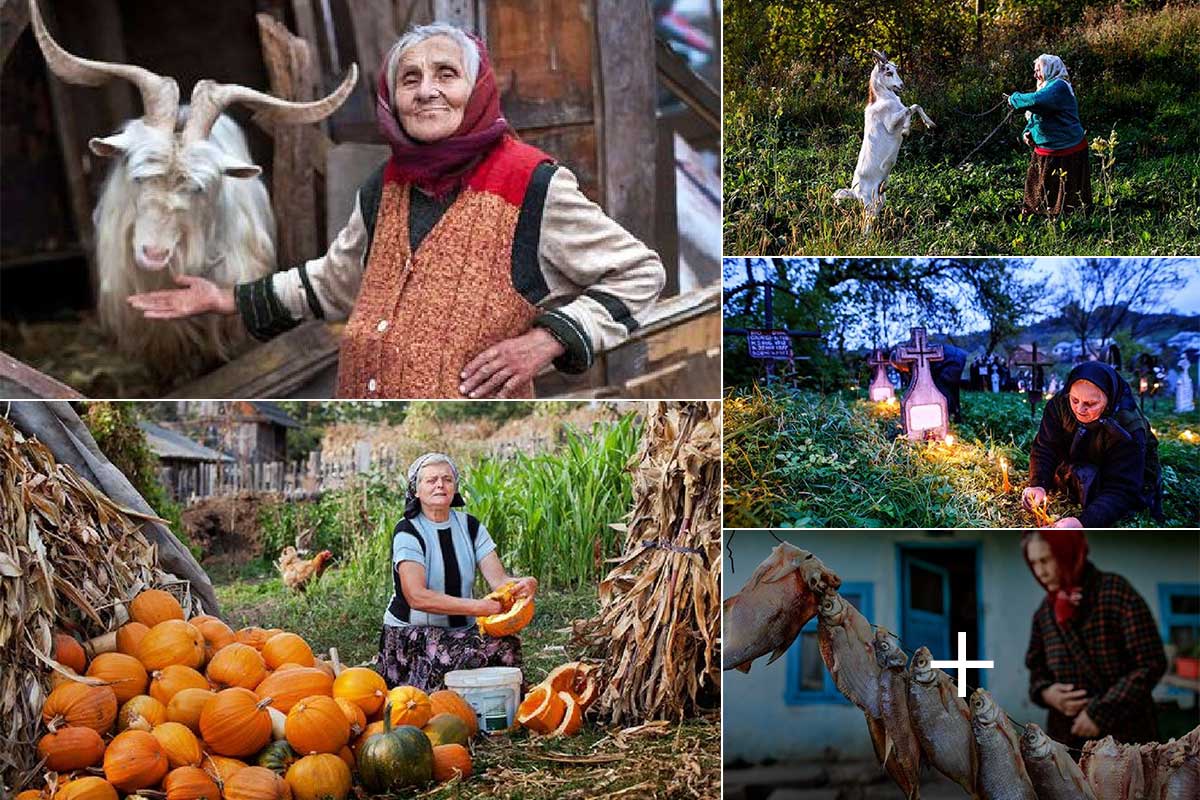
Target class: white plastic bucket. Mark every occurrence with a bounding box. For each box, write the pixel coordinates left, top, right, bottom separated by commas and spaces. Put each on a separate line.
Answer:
443, 667, 523, 732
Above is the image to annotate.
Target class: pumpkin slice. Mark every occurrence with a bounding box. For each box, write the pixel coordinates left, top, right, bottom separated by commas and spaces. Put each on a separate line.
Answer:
476, 584, 534, 638
542, 661, 599, 709
550, 691, 582, 737
515, 685, 564, 735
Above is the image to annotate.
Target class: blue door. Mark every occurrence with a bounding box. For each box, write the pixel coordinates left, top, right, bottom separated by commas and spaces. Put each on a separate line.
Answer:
901, 553, 951, 660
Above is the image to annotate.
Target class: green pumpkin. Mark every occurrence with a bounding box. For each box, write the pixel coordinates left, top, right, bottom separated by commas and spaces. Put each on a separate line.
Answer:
256, 740, 300, 776
422, 712, 471, 747
357, 702, 433, 792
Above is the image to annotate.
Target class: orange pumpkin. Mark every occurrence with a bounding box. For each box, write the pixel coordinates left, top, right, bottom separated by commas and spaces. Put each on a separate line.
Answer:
333, 697, 365, 736
476, 582, 535, 637
351, 720, 385, 761
331, 667, 387, 717
118, 694, 168, 732
335, 745, 354, 773
42, 682, 118, 733
188, 614, 219, 626
129, 589, 185, 627
200, 753, 248, 786
550, 690, 582, 736
255, 668, 333, 713
86, 652, 148, 703
37, 726, 106, 771
515, 685, 565, 735
194, 619, 237, 661
234, 627, 274, 651
284, 754, 351, 800
222, 766, 289, 800
284, 696, 349, 755
261, 633, 313, 670
102, 730, 169, 791
199, 688, 274, 757
311, 659, 335, 679
206, 643, 267, 690
429, 689, 478, 737
53, 777, 118, 800
115, 623, 150, 657
431, 743, 472, 783
166, 687, 216, 734
163, 766, 220, 800
54, 633, 87, 673
152, 721, 204, 768
150, 665, 210, 706
385, 686, 432, 728
138, 620, 204, 671
17, 790, 46, 800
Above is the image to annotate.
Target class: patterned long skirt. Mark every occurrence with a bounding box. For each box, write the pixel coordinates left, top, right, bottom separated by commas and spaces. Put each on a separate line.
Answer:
1023, 148, 1092, 216
376, 624, 522, 692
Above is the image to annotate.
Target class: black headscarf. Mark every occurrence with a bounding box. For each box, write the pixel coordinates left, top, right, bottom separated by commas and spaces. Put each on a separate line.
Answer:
1062, 362, 1138, 456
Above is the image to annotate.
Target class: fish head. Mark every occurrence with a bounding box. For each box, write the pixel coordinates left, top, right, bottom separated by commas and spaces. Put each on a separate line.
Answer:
872, 626, 908, 670
969, 688, 1001, 727
1020, 722, 1053, 759
818, 592, 846, 623
795, 549, 842, 597
908, 646, 936, 684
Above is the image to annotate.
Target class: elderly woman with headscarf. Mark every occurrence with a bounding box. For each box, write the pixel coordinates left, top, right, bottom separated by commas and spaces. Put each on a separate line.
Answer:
128, 23, 665, 399
1007, 54, 1091, 216
376, 452, 536, 691
1021, 362, 1162, 528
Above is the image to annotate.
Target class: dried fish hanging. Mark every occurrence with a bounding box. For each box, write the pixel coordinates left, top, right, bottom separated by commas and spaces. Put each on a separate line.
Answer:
573, 401, 722, 726
0, 417, 202, 792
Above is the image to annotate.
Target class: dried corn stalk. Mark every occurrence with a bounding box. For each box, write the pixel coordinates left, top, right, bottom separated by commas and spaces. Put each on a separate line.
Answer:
0, 416, 201, 792
574, 402, 722, 725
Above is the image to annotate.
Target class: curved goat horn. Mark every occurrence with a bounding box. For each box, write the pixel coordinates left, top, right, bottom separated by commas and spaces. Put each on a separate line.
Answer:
871, 49, 889, 63
28, 0, 179, 132
182, 63, 359, 144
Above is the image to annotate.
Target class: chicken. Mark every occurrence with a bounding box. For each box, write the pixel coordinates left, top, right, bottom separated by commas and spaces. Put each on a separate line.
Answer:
278, 546, 334, 592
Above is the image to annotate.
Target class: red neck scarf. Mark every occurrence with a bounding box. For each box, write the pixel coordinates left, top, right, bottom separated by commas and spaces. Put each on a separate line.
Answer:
375, 33, 510, 197
1022, 531, 1089, 625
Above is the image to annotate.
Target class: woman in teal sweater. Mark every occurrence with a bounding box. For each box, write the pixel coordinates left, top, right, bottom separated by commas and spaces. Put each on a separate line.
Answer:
1007, 54, 1091, 216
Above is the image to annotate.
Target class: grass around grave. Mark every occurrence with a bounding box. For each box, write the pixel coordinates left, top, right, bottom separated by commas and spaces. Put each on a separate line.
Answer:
723, 386, 1200, 528
213, 570, 719, 799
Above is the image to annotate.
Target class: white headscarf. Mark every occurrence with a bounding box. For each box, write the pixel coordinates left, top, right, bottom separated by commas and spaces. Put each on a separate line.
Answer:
1035, 54, 1074, 96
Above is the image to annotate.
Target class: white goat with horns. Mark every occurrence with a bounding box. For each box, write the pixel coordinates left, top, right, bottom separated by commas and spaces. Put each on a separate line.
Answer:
834, 49, 934, 231
29, 0, 357, 381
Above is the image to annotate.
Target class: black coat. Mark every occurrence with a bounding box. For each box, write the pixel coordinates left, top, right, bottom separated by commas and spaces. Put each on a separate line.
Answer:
1029, 376, 1160, 527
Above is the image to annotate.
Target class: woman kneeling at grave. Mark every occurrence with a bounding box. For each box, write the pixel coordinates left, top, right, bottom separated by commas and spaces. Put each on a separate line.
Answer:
129, 22, 664, 399
377, 452, 537, 691
1021, 362, 1162, 528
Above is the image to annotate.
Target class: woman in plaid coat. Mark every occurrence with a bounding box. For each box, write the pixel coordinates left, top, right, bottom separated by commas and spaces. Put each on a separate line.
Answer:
1023, 531, 1166, 751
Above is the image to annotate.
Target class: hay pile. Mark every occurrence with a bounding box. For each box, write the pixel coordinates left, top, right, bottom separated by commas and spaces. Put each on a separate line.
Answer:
0, 417, 201, 792
574, 402, 722, 725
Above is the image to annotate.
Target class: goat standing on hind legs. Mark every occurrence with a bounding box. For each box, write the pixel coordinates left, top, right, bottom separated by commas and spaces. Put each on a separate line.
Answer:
834, 50, 935, 233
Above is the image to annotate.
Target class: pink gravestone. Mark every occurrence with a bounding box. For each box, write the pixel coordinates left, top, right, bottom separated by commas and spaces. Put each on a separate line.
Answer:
896, 327, 947, 441
868, 349, 895, 402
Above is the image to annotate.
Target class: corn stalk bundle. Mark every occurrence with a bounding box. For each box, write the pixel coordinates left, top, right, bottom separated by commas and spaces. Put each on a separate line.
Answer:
573, 401, 722, 725
0, 417, 201, 791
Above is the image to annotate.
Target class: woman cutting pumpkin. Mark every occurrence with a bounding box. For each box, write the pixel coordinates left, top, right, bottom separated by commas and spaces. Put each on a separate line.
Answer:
127, 22, 664, 399
377, 452, 536, 692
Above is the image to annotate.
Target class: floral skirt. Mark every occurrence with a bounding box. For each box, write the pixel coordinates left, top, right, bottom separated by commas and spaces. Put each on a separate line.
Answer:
376, 624, 522, 692
1023, 148, 1092, 216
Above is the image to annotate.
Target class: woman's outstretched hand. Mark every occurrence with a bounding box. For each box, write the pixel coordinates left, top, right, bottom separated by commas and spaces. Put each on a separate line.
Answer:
477, 598, 504, 616
1021, 486, 1048, 511
459, 328, 566, 398
511, 577, 538, 600
127, 274, 236, 319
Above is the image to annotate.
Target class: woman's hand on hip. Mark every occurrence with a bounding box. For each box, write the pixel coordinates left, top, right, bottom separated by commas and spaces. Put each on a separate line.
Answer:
459, 328, 566, 398
511, 577, 538, 600
127, 274, 236, 319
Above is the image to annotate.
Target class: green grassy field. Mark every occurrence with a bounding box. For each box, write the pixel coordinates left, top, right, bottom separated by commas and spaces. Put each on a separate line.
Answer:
723, 386, 1200, 528
723, 5, 1200, 255
214, 574, 719, 799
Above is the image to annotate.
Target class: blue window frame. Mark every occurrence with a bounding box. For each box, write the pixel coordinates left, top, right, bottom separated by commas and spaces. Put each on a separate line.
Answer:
785, 582, 874, 705
1158, 582, 1200, 656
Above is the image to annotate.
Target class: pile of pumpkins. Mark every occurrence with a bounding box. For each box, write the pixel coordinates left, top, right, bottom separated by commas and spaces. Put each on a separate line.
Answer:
515, 661, 599, 737
22, 589, 481, 800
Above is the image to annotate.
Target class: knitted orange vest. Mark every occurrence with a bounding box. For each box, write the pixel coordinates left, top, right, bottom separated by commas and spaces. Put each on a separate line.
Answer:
336, 137, 551, 398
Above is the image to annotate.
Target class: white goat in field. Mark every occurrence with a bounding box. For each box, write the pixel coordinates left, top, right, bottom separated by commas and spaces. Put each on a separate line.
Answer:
29, 0, 356, 382
834, 50, 934, 231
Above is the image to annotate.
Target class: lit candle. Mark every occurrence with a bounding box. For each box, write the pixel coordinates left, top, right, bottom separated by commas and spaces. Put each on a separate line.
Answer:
944, 434, 956, 446
1000, 457, 1012, 493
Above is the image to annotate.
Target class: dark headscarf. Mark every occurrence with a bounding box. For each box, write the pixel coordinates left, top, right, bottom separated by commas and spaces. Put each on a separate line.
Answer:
376, 31, 510, 198
1062, 362, 1138, 458
1022, 531, 1089, 625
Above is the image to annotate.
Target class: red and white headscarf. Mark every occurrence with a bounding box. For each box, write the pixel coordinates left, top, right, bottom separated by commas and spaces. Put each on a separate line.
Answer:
1022, 530, 1089, 625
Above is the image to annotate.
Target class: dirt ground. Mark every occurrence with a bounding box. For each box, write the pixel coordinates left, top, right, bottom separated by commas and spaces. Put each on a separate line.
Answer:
724, 763, 968, 800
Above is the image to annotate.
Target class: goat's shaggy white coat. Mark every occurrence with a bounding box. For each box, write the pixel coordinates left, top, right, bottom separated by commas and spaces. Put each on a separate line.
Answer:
93, 113, 276, 376
834, 54, 935, 230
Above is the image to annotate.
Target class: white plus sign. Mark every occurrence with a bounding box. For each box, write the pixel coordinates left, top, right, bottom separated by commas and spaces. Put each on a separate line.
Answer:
929, 631, 995, 698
